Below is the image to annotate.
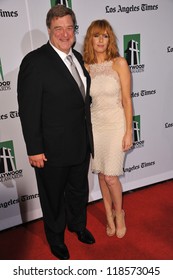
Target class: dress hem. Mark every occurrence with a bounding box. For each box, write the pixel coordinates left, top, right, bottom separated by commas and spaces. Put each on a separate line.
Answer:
92, 169, 124, 177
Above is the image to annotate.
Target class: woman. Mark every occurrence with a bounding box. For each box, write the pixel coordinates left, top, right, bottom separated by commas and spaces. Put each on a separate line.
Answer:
83, 20, 133, 238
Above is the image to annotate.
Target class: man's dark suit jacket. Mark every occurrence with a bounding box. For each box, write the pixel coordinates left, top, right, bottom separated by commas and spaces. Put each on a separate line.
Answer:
17, 42, 94, 166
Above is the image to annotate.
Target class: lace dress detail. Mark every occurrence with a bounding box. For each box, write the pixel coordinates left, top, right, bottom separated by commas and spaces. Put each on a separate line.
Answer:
90, 60, 126, 176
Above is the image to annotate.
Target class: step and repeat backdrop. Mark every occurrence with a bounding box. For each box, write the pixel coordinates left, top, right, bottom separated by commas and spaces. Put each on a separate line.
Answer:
0, 0, 173, 231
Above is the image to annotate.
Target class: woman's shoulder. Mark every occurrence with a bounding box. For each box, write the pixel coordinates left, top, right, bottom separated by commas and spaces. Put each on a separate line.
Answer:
112, 56, 128, 68
112, 57, 130, 75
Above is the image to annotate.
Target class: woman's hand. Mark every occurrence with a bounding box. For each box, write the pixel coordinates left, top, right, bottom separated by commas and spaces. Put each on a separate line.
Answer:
122, 132, 133, 152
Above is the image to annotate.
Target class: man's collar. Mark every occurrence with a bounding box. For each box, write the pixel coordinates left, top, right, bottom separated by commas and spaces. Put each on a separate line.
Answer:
49, 41, 72, 60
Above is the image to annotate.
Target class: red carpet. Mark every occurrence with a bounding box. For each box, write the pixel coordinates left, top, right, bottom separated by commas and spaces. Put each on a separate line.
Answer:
0, 180, 173, 260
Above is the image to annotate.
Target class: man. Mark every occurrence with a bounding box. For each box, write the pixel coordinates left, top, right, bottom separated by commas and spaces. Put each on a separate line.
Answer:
17, 5, 95, 260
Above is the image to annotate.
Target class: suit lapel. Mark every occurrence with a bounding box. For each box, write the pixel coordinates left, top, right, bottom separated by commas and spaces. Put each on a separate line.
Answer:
45, 43, 77, 86
45, 43, 89, 101
72, 49, 91, 98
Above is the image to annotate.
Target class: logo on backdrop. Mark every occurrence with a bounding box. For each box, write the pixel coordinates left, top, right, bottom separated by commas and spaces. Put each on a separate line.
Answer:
124, 160, 155, 173
0, 111, 19, 121
0, 9, 18, 17
0, 58, 4, 81
0, 140, 23, 182
131, 89, 156, 98
105, 4, 158, 14
167, 45, 173, 53
165, 122, 173, 128
0, 58, 11, 91
124, 34, 145, 73
133, 115, 144, 149
0, 192, 40, 209
50, 0, 72, 8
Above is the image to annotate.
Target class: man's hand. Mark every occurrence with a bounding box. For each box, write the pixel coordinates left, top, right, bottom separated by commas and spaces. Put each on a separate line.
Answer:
29, 154, 47, 168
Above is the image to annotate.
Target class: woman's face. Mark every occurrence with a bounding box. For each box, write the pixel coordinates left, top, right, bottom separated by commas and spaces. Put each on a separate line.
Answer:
92, 31, 109, 54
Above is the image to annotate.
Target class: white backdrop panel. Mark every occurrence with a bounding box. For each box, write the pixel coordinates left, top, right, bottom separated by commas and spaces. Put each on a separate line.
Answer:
0, 0, 172, 230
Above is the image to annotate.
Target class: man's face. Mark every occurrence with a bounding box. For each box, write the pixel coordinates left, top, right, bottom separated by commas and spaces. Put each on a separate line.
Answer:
48, 15, 75, 54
